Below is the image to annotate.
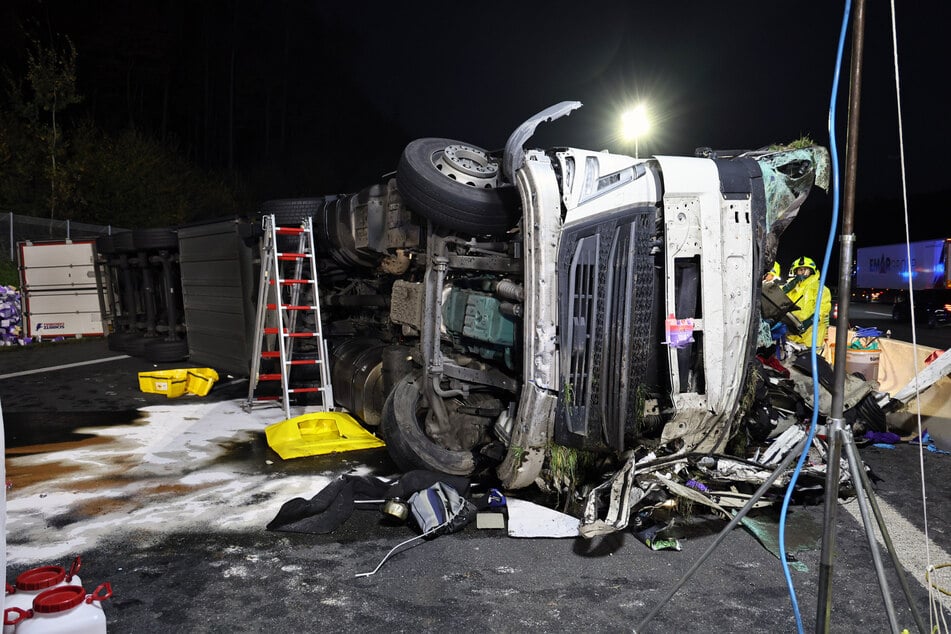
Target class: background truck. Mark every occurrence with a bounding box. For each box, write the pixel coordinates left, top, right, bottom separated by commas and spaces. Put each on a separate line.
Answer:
855, 239, 951, 292
854, 238, 951, 325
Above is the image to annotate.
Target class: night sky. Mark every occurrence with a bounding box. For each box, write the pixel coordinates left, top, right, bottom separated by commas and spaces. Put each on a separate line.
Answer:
2, 0, 948, 267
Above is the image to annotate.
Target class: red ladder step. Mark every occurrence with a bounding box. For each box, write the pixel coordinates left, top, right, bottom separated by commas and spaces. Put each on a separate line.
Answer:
269, 279, 311, 285
265, 303, 317, 311
263, 328, 318, 337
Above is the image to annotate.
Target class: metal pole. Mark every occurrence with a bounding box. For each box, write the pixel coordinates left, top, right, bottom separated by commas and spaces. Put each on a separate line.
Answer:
817, 0, 867, 630
8, 212, 12, 262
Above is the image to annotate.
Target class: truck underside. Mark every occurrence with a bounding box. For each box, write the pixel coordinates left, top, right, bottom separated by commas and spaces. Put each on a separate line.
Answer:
259, 104, 831, 489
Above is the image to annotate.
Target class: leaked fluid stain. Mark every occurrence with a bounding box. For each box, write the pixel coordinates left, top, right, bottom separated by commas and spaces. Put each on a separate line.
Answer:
5, 411, 144, 489
209, 431, 395, 477
3, 409, 145, 449
5, 436, 119, 489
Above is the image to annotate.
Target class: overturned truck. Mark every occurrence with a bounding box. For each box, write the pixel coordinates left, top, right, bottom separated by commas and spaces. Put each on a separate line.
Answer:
265, 102, 830, 490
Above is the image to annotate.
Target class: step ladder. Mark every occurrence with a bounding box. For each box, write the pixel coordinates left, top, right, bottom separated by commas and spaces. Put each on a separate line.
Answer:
245, 214, 334, 419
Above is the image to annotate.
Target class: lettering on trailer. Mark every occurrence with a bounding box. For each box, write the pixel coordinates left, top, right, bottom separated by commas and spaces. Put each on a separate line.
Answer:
869, 254, 914, 274
36, 322, 66, 331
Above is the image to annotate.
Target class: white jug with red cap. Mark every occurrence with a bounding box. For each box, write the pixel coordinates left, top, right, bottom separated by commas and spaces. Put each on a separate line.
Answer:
4, 583, 111, 634
3, 558, 82, 634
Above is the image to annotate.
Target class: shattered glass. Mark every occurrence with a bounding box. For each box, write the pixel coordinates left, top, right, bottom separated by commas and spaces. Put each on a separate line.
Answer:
753, 146, 831, 235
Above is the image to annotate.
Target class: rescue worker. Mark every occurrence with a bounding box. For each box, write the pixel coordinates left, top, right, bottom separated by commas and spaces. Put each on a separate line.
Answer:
783, 256, 831, 348
759, 261, 787, 350
763, 261, 782, 284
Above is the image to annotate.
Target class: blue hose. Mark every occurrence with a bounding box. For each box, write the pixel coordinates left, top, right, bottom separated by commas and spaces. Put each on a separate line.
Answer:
777, 2, 852, 632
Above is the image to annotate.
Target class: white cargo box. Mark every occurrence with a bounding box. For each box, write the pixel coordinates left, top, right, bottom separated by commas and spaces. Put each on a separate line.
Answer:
18, 240, 99, 290
22, 289, 105, 337
17, 239, 105, 338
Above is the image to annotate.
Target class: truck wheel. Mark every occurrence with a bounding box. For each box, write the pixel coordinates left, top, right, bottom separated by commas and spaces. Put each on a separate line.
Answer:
380, 371, 477, 476
132, 227, 178, 251
397, 138, 519, 235
111, 231, 136, 254
107, 331, 137, 352
144, 338, 189, 363
124, 334, 149, 357
260, 198, 325, 224
96, 235, 116, 256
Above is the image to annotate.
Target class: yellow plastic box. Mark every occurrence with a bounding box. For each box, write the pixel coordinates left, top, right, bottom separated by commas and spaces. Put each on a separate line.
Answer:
265, 412, 385, 459
185, 368, 219, 396
138, 369, 188, 398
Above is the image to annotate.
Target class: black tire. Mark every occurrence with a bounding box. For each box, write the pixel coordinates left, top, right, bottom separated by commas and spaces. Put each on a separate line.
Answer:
380, 371, 477, 476
397, 138, 519, 235
133, 227, 178, 251
847, 393, 887, 433
144, 338, 190, 363
124, 334, 150, 357
107, 331, 138, 353
96, 235, 116, 256
111, 231, 136, 253
261, 198, 325, 225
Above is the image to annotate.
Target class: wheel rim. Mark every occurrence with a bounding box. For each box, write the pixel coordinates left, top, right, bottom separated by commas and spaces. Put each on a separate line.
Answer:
433, 144, 502, 189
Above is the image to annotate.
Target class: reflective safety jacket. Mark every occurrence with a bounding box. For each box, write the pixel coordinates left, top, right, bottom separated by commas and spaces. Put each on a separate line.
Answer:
784, 274, 832, 347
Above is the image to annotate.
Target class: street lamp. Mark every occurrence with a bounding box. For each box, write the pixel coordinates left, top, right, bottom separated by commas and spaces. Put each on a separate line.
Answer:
621, 104, 650, 159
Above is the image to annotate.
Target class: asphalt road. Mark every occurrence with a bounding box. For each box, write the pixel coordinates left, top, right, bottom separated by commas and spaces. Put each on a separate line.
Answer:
843, 303, 951, 350
1, 339, 950, 633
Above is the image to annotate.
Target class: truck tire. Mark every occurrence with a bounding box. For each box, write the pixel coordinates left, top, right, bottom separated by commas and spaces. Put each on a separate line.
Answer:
380, 371, 477, 476
96, 235, 116, 256
397, 138, 519, 235
144, 338, 189, 363
261, 198, 325, 224
124, 334, 149, 357
132, 227, 178, 251
107, 331, 137, 353
111, 231, 136, 254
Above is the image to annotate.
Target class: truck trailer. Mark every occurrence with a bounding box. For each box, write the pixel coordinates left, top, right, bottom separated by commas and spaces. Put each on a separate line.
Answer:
855, 238, 951, 292
854, 238, 951, 325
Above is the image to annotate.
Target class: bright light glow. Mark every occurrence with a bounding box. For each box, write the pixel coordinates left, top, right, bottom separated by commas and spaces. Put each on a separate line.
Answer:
621, 104, 650, 142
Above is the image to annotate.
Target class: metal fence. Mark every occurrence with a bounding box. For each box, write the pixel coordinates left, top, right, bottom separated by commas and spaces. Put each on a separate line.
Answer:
1, 212, 125, 262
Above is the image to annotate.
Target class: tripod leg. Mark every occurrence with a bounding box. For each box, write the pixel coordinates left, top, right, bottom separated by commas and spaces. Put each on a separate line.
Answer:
842, 430, 927, 633
635, 438, 808, 633
840, 428, 901, 633
817, 417, 845, 632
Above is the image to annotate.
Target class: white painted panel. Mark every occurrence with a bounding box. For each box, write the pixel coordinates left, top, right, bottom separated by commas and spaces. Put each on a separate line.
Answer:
18, 241, 99, 290
24, 289, 105, 337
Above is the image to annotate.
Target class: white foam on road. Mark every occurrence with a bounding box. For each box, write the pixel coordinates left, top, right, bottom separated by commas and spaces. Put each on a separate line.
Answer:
5, 400, 334, 565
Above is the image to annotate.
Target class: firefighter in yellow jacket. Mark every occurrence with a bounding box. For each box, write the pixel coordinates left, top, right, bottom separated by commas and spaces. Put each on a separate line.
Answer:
783, 256, 831, 348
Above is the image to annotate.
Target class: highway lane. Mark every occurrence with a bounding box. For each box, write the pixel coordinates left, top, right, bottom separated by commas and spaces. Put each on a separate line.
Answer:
2, 338, 948, 632
839, 302, 951, 350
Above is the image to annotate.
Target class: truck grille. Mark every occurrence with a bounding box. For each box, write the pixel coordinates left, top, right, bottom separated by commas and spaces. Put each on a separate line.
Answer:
555, 206, 656, 452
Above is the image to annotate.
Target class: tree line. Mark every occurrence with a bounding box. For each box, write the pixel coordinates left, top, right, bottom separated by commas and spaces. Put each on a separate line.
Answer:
1, 29, 239, 228
0, 1, 407, 229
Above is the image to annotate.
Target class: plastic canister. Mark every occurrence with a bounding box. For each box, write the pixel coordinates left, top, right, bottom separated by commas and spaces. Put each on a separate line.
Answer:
3, 559, 83, 634
845, 349, 881, 382
4, 583, 111, 634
